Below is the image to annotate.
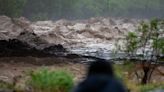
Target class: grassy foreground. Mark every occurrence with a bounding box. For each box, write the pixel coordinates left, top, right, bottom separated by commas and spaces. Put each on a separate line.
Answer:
0, 64, 163, 92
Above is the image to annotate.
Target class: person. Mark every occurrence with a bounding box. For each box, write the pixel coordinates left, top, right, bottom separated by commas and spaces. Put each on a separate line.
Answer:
73, 60, 127, 92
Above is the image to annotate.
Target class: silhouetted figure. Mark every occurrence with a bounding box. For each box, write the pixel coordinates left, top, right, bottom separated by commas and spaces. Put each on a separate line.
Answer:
73, 60, 127, 92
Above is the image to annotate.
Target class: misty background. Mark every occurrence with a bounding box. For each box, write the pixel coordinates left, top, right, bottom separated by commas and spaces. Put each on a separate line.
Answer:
0, 0, 164, 20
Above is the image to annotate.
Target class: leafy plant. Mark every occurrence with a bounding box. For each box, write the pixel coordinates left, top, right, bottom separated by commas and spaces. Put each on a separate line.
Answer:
126, 32, 138, 55
27, 69, 74, 92
115, 19, 164, 85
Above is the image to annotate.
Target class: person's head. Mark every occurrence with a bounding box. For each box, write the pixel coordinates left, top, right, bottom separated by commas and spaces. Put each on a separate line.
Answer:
73, 60, 127, 92
87, 60, 114, 77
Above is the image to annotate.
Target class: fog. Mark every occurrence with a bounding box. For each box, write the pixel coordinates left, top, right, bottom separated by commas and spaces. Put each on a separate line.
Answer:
0, 0, 164, 20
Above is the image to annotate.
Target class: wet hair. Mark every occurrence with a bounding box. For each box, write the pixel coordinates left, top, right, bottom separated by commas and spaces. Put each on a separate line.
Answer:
87, 60, 114, 77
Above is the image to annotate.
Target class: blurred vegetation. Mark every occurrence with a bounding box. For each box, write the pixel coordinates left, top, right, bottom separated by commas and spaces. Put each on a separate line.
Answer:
0, 0, 164, 20
27, 69, 74, 92
0, 66, 163, 92
115, 19, 164, 84
0, 0, 27, 17
139, 83, 164, 92
114, 64, 164, 92
0, 81, 14, 90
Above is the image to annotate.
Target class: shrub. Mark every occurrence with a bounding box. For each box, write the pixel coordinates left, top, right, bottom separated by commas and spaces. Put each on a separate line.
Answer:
27, 69, 74, 92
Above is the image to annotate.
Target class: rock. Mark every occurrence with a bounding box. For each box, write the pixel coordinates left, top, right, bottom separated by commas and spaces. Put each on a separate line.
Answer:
43, 44, 66, 52
17, 31, 49, 49
0, 39, 67, 57
0, 39, 42, 57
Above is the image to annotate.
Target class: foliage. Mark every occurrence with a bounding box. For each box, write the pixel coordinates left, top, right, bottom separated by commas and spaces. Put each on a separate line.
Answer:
126, 32, 138, 54
114, 64, 124, 79
118, 19, 164, 85
124, 19, 164, 57
114, 64, 164, 92
0, 0, 26, 17
27, 69, 74, 92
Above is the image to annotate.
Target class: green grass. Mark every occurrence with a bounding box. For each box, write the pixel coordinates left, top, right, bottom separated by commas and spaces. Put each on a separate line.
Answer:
27, 68, 74, 92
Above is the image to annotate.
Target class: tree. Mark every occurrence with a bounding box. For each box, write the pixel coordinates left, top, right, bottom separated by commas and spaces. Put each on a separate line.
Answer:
0, 0, 26, 17
116, 19, 164, 84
